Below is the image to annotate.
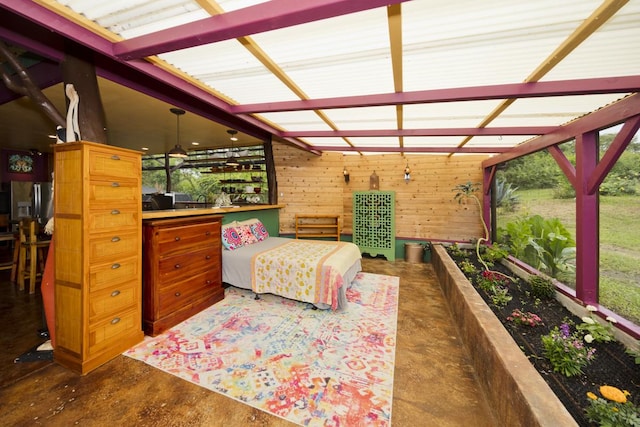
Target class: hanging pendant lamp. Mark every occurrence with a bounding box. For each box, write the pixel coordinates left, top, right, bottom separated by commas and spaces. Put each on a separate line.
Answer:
168, 108, 188, 158
226, 129, 240, 167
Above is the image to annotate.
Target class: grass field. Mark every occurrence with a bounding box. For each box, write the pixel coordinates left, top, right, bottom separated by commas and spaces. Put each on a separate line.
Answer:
496, 189, 640, 325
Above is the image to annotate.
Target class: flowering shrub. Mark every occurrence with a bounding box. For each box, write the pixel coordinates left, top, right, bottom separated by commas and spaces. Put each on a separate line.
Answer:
458, 260, 477, 275
477, 270, 510, 292
585, 385, 640, 426
507, 309, 544, 327
541, 323, 596, 377
576, 306, 616, 344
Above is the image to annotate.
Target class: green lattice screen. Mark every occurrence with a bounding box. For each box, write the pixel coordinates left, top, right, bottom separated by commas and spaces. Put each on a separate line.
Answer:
353, 191, 395, 261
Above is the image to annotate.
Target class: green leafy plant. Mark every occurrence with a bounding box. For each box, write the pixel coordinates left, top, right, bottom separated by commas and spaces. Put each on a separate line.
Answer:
498, 214, 576, 278
576, 306, 616, 344
528, 275, 556, 300
541, 322, 596, 377
483, 244, 509, 264
446, 242, 467, 258
458, 260, 478, 275
490, 286, 512, 307
625, 348, 640, 365
507, 309, 543, 327
585, 386, 640, 427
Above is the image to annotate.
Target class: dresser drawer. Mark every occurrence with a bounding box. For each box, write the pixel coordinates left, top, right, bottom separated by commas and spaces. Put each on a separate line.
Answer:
157, 270, 221, 318
89, 255, 139, 292
88, 231, 138, 263
88, 308, 140, 356
89, 180, 139, 208
89, 207, 139, 233
157, 246, 220, 285
155, 222, 221, 256
89, 281, 138, 322
88, 148, 140, 180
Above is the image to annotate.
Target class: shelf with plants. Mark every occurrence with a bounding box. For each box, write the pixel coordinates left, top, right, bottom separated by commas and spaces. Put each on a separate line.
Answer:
142, 144, 270, 205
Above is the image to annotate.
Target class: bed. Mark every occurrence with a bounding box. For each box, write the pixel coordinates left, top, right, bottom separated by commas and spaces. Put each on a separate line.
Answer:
221, 219, 362, 310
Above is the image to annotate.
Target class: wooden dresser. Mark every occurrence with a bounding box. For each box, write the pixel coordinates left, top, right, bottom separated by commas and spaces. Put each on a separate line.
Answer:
142, 215, 223, 336
54, 141, 143, 374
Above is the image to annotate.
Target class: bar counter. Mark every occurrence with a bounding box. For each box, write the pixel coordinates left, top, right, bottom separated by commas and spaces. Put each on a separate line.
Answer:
141, 204, 285, 220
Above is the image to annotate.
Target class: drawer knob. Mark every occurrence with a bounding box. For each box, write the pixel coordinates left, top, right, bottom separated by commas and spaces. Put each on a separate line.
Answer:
174, 236, 181, 241
205, 231, 211, 236
111, 263, 121, 269
111, 236, 120, 242
111, 290, 121, 297
174, 264, 181, 269
111, 317, 121, 325
205, 280, 212, 285
205, 255, 211, 260
111, 155, 120, 160
111, 182, 120, 187
174, 292, 181, 297
111, 209, 120, 215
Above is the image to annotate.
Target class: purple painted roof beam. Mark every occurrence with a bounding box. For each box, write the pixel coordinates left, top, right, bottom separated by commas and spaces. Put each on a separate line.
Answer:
281, 127, 557, 138
114, 0, 410, 60
233, 76, 640, 113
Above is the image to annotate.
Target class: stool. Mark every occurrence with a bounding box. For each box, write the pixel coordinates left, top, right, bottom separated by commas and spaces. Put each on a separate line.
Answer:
16, 218, 51, 294
0, 231, 18, 274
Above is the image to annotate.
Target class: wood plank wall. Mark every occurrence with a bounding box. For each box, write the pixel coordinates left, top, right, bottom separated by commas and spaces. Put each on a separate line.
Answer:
273, 142, 489, 243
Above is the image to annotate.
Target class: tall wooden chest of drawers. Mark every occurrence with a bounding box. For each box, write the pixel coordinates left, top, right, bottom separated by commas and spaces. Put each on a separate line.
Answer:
54, 141, 143, 374
142, 215, 223, 336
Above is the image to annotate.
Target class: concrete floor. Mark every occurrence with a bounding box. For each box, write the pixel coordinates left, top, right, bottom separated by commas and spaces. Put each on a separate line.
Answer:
0, 254, 497, 426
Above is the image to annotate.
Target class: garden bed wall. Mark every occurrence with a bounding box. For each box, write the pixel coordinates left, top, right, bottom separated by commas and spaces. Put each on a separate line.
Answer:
431, 244, 577, 427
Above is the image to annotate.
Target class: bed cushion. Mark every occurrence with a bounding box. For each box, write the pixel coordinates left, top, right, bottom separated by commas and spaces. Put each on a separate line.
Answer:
250, 221, 269, 241
234, 218, 269, 242
236, 224, 258, 245
221, 226, 243, 250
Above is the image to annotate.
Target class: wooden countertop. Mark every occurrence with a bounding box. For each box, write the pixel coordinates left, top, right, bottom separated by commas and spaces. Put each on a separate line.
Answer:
142, 204, 285, 220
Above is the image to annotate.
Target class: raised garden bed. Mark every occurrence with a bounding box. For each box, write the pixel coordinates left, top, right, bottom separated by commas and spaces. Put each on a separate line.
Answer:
431, 244, 640, 426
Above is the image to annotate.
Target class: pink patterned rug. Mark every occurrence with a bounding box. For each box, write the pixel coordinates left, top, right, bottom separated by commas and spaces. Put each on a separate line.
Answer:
125, 272, 399, 426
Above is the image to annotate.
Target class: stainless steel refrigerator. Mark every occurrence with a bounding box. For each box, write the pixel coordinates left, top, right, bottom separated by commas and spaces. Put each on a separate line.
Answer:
10, 181, 54, 226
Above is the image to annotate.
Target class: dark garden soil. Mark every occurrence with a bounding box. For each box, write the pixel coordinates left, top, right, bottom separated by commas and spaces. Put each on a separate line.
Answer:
446, 248, 640, 426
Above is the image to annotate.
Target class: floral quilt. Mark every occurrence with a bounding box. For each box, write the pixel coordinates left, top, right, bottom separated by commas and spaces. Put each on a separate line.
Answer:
251, 240, 360, 310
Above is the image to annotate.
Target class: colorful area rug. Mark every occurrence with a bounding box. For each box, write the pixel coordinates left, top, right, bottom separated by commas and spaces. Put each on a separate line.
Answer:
125, 272, 399, 426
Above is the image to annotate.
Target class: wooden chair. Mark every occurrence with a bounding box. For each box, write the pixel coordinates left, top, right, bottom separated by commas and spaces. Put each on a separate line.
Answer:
16, 218, 51, 294
0, 214, 18, 274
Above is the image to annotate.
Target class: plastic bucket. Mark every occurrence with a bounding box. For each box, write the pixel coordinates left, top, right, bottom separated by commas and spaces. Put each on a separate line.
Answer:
404, 243, 425, 263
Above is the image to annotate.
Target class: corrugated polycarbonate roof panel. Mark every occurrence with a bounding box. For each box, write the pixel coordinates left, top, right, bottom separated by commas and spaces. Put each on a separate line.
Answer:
543, 2, 640, 81
490, 94, 630, 128
160, 41, 302, 104
404, 100, 506, 129
401, 0, 604, 91
58, 0, 208, 38
34, 0, 640, 154
258, 111, 336, 131
321, 106, 401, 130
249, 7, 395, 99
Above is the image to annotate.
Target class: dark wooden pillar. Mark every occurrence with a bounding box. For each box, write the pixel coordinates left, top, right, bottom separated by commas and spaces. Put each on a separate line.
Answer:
61, 41, 108, 143
264, 137, 277, 205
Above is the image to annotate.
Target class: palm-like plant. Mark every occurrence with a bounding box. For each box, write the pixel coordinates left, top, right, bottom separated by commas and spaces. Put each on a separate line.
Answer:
453, 181, 515, 280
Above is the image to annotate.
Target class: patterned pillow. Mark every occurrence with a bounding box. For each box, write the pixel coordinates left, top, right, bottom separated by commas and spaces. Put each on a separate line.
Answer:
236, 224, 258, 245
250, 220, 269, 241
221, 227, 243, 250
